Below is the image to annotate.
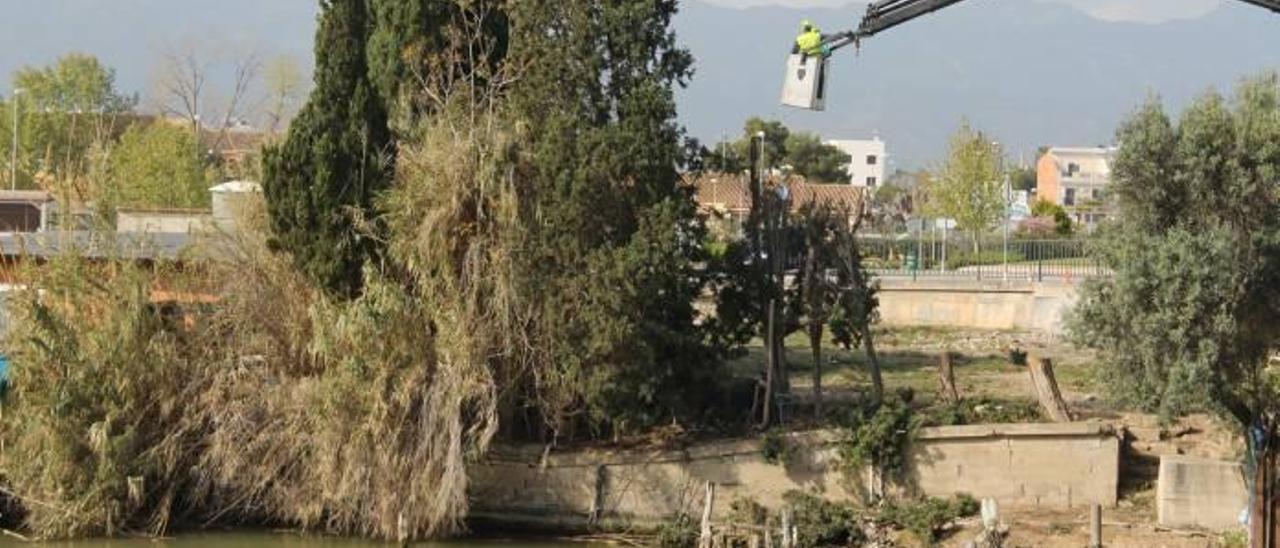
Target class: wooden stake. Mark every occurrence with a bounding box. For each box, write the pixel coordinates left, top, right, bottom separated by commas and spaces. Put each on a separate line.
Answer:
700, 482, 717, 548
1028, 356, 1074, 422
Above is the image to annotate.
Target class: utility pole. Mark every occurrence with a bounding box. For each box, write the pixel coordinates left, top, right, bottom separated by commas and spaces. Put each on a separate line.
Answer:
10, 88, 24, 191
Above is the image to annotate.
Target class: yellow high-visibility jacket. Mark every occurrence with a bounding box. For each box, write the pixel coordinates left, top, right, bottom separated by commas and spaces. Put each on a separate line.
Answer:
796, 29, 823, 55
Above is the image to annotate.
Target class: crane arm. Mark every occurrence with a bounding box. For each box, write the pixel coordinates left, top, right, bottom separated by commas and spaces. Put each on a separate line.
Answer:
819, 0, 1280, 54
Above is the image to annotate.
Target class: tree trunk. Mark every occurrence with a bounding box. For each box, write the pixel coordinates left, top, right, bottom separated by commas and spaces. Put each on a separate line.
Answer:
939, 351, 959, 404
810, 324, 824, 420
1028, 356, 1073, 422
863, 324, 884, 404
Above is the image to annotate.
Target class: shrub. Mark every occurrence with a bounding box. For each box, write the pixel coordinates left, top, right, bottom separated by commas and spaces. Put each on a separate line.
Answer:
655, 515, 698, 548
783, 490, 865, 547
761, 429, 797, 466
878, 494, 979, 545
835, 392, 918, 480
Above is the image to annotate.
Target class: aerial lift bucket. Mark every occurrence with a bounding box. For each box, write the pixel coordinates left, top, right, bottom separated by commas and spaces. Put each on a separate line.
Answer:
780, 54, 828, 111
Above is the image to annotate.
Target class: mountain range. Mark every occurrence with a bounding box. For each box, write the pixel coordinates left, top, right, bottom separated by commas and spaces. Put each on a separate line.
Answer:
2, 0, 1278, 167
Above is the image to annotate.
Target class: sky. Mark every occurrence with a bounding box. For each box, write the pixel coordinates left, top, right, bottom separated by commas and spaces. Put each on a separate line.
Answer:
701, 0, 1224, 22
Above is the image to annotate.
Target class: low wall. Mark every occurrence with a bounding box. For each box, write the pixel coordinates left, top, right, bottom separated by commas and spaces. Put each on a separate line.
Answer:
470, 423, 1119, 530
875, 279, 1078, 334
1157, 455, 1248, 531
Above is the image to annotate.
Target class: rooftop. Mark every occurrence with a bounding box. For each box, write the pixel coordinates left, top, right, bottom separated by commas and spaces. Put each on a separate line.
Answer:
0, 231, 195, 261
686, 172, 866, 214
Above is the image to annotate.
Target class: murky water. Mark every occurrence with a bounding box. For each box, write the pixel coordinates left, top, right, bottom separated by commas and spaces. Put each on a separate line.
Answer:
0, 532, 599, 547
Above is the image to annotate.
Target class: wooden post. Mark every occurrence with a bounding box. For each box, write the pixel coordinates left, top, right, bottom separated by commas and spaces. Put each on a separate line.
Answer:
700, 482, 717, 548
749, 534, 761, 548
1089, 503, 1102, 548
939, 350, 959, 404
1028, 356, 1074, 422
781, 508, 793, 548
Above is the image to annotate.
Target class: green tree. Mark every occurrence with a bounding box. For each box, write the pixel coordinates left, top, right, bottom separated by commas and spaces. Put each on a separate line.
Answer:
1070, 73, 1280, 547
785, 132, 851, 183
504, 0, 718, 435
263, 0, 394, 298
925, 123, 1004, 251
108, 123, 209, 209
1030, 199, 1073, 236
3, 54, 135, 192
1010, 165, 1037, 192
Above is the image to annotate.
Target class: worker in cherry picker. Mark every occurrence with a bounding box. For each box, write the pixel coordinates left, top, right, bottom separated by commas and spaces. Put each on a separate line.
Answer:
793, 20, 832, 60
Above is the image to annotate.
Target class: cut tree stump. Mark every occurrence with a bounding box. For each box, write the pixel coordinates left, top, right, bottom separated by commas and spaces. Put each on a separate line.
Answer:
1028, 356, 1074, 422
938, 351, 959, 404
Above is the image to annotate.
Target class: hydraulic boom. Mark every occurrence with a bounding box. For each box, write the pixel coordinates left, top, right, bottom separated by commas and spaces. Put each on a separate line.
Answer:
782, 0, 1280, 110
823, 0, 1280, 55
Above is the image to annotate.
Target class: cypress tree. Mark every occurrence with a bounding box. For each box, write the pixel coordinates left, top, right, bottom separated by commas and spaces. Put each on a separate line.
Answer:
262, 0, 393, 298
505, 1, 714, 434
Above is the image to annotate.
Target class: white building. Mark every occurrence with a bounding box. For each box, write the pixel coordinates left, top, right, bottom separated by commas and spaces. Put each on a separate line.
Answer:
827, 138, 886, 188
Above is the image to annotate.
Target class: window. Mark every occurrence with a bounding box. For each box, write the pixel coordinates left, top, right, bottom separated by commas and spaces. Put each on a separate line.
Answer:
1066, 163, 1080, 177
866, 176, 878, 187
866, 155, 878, 165
1092, 188, 1103, 200
1064, 188, 1076, 206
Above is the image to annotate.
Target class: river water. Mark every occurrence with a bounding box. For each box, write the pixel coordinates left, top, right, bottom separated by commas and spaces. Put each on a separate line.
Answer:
0, 532, 599, 547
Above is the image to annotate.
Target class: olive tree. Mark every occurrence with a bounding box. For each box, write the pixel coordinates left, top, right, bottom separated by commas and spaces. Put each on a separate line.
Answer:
1070, 72, 1280, 547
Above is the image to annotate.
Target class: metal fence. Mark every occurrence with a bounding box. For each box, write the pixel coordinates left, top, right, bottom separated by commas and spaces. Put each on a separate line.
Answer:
857, 237, 1107, 282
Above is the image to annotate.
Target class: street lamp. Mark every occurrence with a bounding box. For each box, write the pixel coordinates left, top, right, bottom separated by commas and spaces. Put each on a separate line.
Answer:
10, 88, 24, 191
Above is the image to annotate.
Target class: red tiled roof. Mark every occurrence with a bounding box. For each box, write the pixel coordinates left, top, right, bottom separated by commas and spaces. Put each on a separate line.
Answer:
685, 172, 865, 214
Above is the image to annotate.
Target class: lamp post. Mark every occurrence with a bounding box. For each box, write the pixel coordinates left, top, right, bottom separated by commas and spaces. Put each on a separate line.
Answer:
10, 88, 24, 191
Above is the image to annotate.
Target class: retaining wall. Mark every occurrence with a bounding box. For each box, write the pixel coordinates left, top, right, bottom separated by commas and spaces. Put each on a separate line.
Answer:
875, 279, 1078, 334
1157, 455, 1248, 531
470, 423, 1119, 530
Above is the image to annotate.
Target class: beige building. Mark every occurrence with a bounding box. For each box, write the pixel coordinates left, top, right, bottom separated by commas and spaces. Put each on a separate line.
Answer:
1036, 146, 1118, 231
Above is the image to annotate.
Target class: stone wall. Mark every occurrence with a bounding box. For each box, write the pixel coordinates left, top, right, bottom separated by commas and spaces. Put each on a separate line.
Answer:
1157, 455, 1248, 531
470, 423, 1120, 531
875, 279, 1079, 334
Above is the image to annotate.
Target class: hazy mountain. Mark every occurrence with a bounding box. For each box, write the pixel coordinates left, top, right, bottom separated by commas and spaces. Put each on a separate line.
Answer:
2, 1, 1277, 167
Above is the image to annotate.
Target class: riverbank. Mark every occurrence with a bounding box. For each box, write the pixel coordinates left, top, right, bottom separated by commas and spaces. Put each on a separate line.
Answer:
0, 531, 607, 548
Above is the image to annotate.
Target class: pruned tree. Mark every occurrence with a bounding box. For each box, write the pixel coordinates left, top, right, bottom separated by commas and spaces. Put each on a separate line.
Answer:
828, 192, 884, 403
1070, 72, 1280, 548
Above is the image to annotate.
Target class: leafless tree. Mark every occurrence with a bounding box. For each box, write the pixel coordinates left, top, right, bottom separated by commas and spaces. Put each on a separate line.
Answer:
262, 55, 305, 134
151, 41, 262, 152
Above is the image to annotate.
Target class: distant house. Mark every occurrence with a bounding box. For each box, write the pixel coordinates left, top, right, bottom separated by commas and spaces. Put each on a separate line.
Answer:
1036, 146, 1118, 231
687, 172, 866, 238
0, 190, 55, 233
115, 181, 262, 235
827, 137, 886, 188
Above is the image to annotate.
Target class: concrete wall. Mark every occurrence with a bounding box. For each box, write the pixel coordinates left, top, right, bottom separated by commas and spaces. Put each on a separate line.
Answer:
875, 279, 1079, 334
1157, 455, 1248, 531
116, 210, 212, 234
471, 423, 1119, 530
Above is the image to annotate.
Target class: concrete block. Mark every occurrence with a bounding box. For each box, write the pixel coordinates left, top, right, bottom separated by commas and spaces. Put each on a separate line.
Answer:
1157, 455, 1248, 531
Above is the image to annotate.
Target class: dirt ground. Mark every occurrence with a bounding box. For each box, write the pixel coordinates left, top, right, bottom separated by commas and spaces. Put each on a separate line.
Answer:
728, 326, 1247, 547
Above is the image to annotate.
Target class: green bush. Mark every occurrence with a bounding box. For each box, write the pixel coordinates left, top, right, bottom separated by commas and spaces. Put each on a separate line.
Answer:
782, 490, 865, 547
945, 250, 1026, 269
879, 494, 979, 545
761, 429, 797, 466
836, 392, 918, 480
655, 515, 698, 548
920, 397, 1043, 427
